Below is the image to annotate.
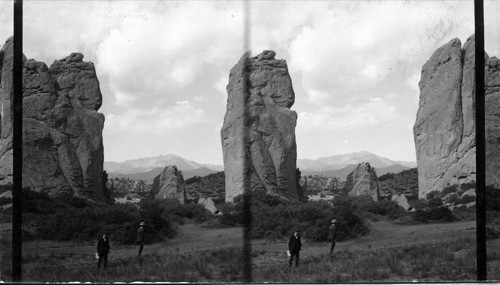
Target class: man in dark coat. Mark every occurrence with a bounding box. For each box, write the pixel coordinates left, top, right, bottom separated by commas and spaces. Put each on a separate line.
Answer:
96, 233, 110, 270
288, 230, 302, 268
328, 219, 337, 254
136, 222, 145, 257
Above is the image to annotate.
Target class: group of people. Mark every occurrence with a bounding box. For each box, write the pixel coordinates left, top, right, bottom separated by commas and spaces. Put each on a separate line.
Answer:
96, 222, 146, 270
288, 218, 337, 268
96, 219, 337, 270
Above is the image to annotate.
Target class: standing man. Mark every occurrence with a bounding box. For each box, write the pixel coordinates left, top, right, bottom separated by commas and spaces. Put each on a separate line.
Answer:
288, 230, 302, 268
96, 233, 110, 270
328, 219, 337, 254
136, 222, 145, 257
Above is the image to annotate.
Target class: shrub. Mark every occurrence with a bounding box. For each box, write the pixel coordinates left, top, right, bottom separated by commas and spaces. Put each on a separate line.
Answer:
486, 186, 500, 211
217, 202, 243, 226
378, 173, 395, 182
0, 196, 11, 206
411, 207, 454, 222
442, 185, 458, 196
251, 194, 368, 242
427, 197, 443, 208
409, 199, 428, 211
35, 200, 177, 244
161, 199, 212, 224
459, 182, 476, 191
454, 195, 475, 205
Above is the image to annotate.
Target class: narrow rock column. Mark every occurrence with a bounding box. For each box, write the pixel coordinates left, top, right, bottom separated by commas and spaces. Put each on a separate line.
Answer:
221, 50, 298, 202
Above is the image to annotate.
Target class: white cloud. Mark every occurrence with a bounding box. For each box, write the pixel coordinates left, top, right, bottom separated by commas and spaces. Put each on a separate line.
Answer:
407, 72, 421, 92
105, 101, 205, 134
288, 1, 474, 105
297, 98, 398, 131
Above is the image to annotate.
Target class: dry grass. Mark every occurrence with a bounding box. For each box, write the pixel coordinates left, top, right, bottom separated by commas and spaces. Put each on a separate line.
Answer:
1, 236, 492, 282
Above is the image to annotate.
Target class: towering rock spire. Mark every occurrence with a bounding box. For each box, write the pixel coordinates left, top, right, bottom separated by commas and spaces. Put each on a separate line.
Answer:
221, 50, 299, 202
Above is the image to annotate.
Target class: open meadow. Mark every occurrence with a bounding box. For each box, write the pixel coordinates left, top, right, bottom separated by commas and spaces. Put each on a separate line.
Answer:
2, 219, 499, 282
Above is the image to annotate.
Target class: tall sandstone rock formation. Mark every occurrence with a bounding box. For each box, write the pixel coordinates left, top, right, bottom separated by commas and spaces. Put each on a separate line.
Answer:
414, 35, 500, 198
344, 162, 380, 201
0, 37, 105, 201
151, 165, 187, 204
221, 50, 298, 202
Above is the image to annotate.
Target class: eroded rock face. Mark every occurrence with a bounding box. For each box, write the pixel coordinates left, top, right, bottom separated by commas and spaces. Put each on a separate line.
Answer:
152, 165, 186, 204
414, 35, 500, 198
391, 194, 410, 211
485, 56, 500, 188
0, 37, 105, 201
198, 197, 217, 214
344, 162, 380, 201
221, 50, 298, 202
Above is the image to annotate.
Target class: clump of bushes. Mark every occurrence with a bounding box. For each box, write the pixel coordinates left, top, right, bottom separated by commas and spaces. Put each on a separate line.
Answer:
35, 198, 177, 244
19, 188, 177, 244
345, 196, 407, 220
162, 199, 212, 224
411, 206, 455, 222
218, 192, 369, 242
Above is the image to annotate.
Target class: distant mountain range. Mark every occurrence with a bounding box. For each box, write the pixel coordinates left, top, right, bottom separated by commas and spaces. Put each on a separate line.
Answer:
104, 151, 416, 182
104, 154, 223, 174
297, 151, 416, 171
301, 163, 412, 181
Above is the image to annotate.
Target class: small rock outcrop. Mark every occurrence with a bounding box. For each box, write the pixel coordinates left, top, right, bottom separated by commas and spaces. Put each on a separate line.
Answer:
344, 162, 380, 201
414, 35, 500, 198
0, 37, 105, 201
221, 50, 298, 202
198, 197, 217, 214
151, 165, 186, 204
391, 194, 411, 211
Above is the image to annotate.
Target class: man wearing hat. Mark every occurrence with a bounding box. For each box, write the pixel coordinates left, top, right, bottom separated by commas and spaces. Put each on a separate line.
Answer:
136, 222, 145, 257
328, 219, 337, 254
288, 230, 302, 268
96, 233, 110, 270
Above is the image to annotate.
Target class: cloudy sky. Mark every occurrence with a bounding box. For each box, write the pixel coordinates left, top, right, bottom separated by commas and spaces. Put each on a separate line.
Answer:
0, 1, 499, 165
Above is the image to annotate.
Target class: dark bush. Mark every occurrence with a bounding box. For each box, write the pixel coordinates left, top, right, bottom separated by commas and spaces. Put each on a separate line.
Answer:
22, 188, 66, 215
0, 197, 11, 206
441, 185, 458, 196
459, 182, 476, 191
486, 186, 500, 211
250, 194, 368, 242
427, 197, 443, 208
35, 200, 177, 244
411, 207, 454, 222
378, 173, 395, 182
161, 199, 212, 224
409, 199, 428, 211
346, 195, 406, 220
426, 190, 441, 200
186, 176, 202, 185
216, 203, 242, 226
454, 194, 475, 205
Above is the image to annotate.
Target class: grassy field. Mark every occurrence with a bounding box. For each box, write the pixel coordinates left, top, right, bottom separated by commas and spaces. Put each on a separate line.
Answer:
1, 220, 499, 282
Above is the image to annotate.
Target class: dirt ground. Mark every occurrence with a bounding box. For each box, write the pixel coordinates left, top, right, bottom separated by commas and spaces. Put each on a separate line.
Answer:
3, 220, 477, 260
